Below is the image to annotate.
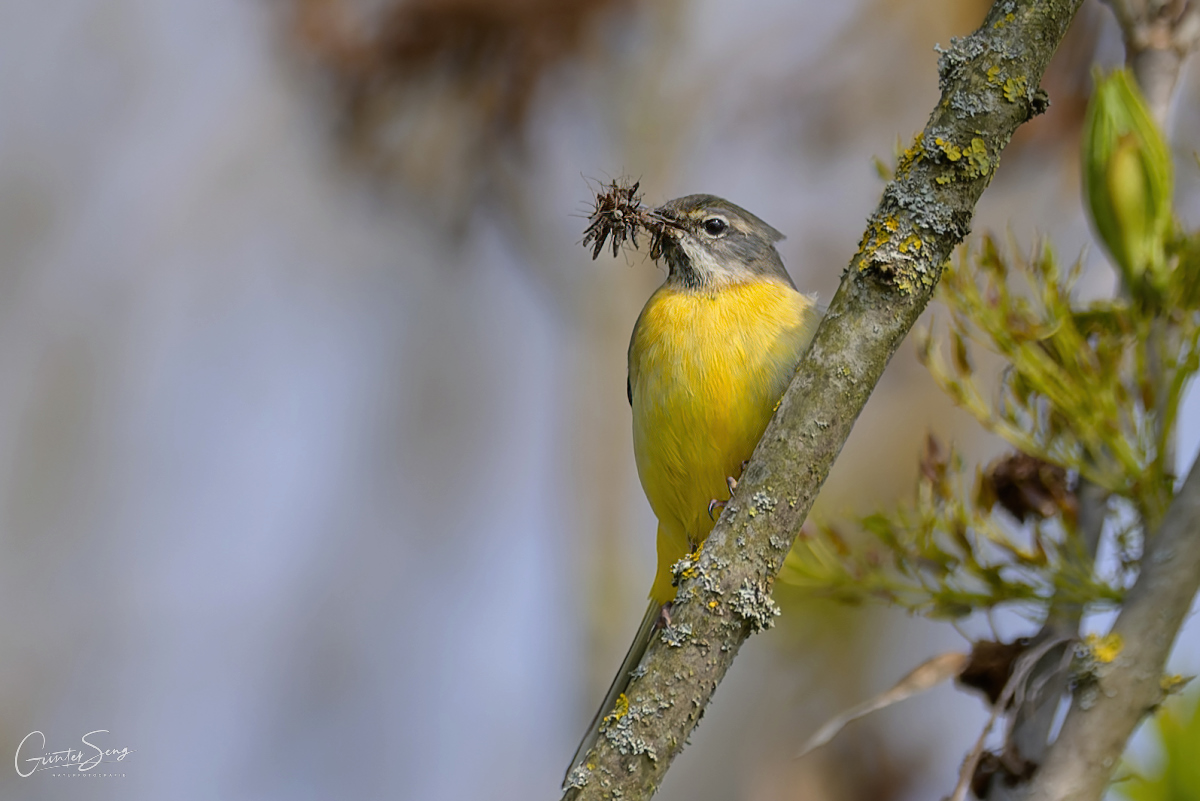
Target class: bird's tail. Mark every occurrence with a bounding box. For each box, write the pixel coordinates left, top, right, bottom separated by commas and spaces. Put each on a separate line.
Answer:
564, 599, 662, 785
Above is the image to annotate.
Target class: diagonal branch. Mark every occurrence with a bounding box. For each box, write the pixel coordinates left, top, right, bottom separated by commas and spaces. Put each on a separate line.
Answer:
1025, 455, 1200, 801
561, 1, 1085, 798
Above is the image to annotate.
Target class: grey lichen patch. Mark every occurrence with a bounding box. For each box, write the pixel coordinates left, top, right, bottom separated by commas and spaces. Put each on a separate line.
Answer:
768, 533, 789, 550
888, 179, 960, 236
935, 33, 990, 91
564, 765, 591, 790
729, 579, 782, 632
699, 569, 723, 596
751, 491, 777, 513
660, 622, 693, 647
601, 698, 661, 762
950, 90, 993, 118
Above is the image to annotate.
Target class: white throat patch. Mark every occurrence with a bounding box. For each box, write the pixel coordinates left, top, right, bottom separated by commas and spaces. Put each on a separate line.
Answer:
677, 235, 742, 287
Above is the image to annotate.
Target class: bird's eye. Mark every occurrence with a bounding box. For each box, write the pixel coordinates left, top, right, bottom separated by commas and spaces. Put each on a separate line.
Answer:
702, 217, 728, 236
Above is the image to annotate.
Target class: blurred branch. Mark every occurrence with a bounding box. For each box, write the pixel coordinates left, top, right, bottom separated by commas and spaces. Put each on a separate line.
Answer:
980, 478, 1108, 801
953, 635, 1075, 801
1100, 1, 1200, 485
1025, 455, 1200, 801
1102, 0, 1200, 125
561, 0, 1085, 797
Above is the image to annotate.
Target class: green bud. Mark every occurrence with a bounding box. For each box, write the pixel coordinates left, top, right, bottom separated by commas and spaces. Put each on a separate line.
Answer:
1081, 69, 1173, 291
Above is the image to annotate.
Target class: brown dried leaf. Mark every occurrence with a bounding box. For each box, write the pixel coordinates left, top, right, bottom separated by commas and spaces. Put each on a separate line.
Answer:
956, 638, 1032, 706
979, 452, 1076, 523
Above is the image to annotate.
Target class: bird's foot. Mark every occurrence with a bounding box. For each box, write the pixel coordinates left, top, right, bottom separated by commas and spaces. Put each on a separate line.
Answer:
655, 602, 674, 630
707, 475, 742, 520
707, 498, 726, 520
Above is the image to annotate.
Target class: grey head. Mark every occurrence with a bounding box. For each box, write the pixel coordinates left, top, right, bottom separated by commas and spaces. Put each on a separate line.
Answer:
650, 194, 795, 290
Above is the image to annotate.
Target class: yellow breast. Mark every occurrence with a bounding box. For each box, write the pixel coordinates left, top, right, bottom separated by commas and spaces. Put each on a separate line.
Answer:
628, 278, 819, 602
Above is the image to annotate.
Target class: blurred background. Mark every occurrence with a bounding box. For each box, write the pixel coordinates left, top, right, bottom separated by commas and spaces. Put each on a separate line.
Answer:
1, 1, 1199, 799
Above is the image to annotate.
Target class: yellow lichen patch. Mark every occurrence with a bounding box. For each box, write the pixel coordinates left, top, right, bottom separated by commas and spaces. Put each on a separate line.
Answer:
1085, 632, 1123, 663
993, 11, 1015, 29
965, 137, 991, 177
677, 549, 702, 582
987, 65, 1002, 85
898, 234, 923, 254
1161, 674, 1190, 694
601, 693, 630, 729
894, 134, 926, 178
931, 136, 991, 184
856, 215, 897, 262
1003, 76, 1027, 103
935, 137, 963, 162
707, 600, 718, 610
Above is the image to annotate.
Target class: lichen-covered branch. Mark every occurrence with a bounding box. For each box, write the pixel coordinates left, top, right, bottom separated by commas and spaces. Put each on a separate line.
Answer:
560, 1, 1085, 798
1024, 456, 1200, 801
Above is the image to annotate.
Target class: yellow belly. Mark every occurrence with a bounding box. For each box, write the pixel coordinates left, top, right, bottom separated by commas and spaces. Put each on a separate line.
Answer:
628, 279, 819, 603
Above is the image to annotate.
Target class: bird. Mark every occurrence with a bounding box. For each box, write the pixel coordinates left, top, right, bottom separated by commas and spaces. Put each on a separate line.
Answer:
566, 194, 822, 783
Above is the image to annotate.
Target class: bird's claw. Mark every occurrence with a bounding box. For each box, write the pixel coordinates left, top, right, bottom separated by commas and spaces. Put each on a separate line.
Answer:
707, 498, 726, 520
707, 475, 741, 520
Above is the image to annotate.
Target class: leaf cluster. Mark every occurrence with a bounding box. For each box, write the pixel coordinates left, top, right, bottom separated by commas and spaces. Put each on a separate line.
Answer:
781, 227, 1200, 617
781, 436, 1123, 618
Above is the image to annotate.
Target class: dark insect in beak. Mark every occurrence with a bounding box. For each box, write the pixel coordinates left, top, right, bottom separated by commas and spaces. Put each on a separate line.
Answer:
582, 179, 679, 261
583, 179, 646, 259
